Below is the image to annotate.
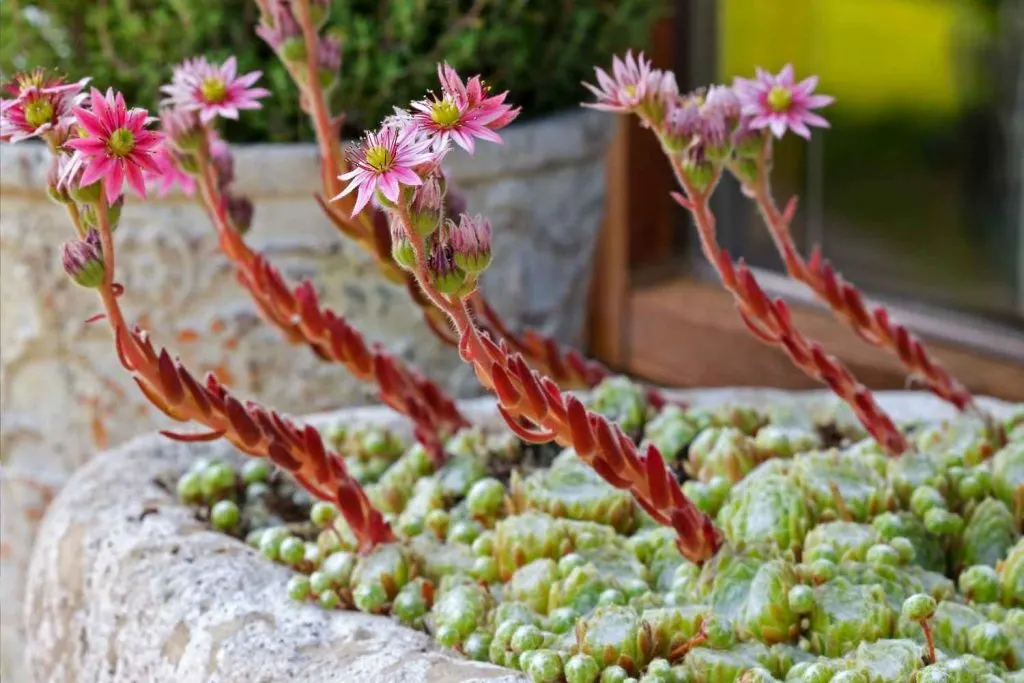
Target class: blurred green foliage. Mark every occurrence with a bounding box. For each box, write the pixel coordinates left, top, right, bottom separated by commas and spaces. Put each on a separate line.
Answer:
1, 0, 664, 142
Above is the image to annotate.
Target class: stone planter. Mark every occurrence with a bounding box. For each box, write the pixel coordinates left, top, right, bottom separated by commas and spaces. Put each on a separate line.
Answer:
0, 107, 614, 682
23, 389, 1016, 683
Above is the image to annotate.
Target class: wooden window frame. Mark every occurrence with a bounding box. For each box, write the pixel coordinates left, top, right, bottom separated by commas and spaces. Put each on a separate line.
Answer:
586, 14, 1024, 402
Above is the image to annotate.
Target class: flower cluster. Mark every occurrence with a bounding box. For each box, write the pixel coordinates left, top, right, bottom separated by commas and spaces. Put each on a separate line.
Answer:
585, 53, 997, 452
410, 63, 521, 154
585, 53, 834, 192
0, 69, 89, 143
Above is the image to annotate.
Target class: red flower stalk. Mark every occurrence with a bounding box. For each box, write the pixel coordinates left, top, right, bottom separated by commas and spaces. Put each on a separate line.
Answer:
741, 154, 993, 433
81, 197, 392, 552
671, 180, 910, 457
190, 146, 468, 464
385, 204, 721, 564
463, 325, 722, 562
254, 12, 672, 405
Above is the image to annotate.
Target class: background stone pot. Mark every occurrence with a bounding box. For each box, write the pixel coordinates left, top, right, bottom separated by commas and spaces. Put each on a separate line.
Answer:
23, 389, 1016, 683
0, 107, 614, 682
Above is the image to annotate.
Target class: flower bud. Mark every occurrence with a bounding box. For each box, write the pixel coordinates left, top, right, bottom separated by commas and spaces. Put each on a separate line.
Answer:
67, 178, 103, 204
410, 176, 444, 236
317, 34, 342, 92
427, 240, 467, 295
449, 214, 492, 274
160, 107, 204, 152
680, 157, 715, 194
280, 38, 308, 63
46, 157, 72, 205
257, 0, 303, 53
80, 196, 124, 232
308, 0, 332, 30
210, 139, 235, 189
732, 123, 765, 159
389, 218, 417, 270
61, 231, 105, 288
225, 193, 254, 234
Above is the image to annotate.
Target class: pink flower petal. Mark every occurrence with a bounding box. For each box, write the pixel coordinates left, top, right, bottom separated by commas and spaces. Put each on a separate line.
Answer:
105, 162, 125, 204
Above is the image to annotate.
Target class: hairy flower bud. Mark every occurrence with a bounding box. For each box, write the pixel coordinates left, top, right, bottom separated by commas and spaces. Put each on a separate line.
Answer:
318, 34, 343, 91
61, 231, 105, 288
81, 196, 124, 232
210, 139, 235, 189
426, 239, 467, 295
410, 175, 444, 235
389, 218, 417, 270
225, 193, 254, 234
46, 156, 72, 205
160, 107, 203, 152
449, 214, 492, 274
257, 0, 303, 54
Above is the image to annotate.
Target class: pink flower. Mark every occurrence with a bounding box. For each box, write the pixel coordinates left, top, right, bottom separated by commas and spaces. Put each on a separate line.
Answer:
583, 51, 659, 113
64, 88, 163, 205
733, 65, 833, 139
336, 124, 435, 216
413, 63, 520, 153
161, 56, 270, 124
0, 70, 89, 143
145, 141, 196, 197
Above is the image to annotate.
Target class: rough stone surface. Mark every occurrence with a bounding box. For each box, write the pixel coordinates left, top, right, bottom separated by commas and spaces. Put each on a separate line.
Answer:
0, 108, 613, 681
23, 389, 1016, 683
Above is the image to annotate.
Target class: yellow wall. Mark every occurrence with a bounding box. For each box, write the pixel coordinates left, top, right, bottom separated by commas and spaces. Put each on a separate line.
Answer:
718, 0, 988, 115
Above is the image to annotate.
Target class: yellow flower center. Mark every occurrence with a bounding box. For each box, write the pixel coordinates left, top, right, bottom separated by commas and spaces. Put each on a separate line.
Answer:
430, 99, 461, 128
365, 144, 393, 172
200, 77, 228, 104
107, 128, 136, 157
24, 97, 54, 129
767, 85, 792, 112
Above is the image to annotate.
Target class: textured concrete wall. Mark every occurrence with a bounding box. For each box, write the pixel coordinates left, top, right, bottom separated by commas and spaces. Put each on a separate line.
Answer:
0, 108, 614, 682
22, 390, 1017, 683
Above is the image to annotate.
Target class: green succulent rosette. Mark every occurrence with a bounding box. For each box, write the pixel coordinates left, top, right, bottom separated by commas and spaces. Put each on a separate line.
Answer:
847, 638, 923, 682
915, 415, 995, 467
641, 604, 708, 658
505, 558, 560, 614
955, 498, 1016, 570
991, 442, 1024, 524
718, 473, 812, 556
590, 376, 649, 436
872, 512, 946, 573
754, 425, 822, 460
791, 449, 893, 523
682, 642, 771, 683
1002, 539, 1024, 608
366, 444, 434, 514
803, 521, 880, 563
515, 451, 638, 533
808, 578, 894, 657
494, 511, 571, 580
352, 542, 413, 598
576, 605, 655, 673
644, 404, 701, 461
738, 559, 801, 644
886, 450, 946, 508
687, 427, 760, 483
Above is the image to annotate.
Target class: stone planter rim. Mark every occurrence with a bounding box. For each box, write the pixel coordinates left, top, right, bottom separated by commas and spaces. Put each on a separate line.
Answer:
27, 388, 1015, 683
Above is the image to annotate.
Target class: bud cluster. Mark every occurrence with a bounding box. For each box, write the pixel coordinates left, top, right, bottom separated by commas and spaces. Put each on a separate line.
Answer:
256, 0, 341, 92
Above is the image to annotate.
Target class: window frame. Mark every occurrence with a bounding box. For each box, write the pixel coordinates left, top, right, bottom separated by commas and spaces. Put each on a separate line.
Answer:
585, 7, 1024, 401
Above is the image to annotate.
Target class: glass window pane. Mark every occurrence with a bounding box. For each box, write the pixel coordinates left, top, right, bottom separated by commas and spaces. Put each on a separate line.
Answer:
706, 0, 1023, 326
